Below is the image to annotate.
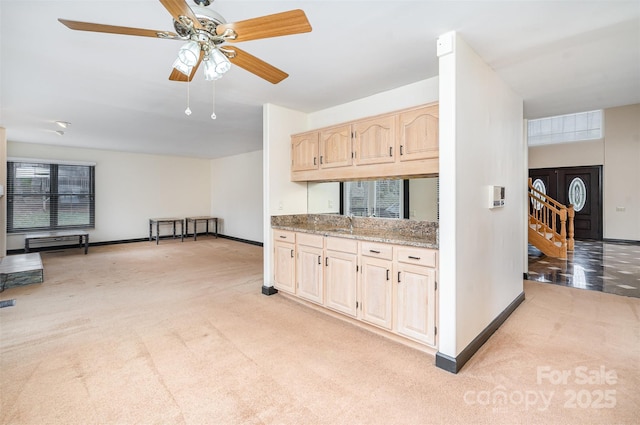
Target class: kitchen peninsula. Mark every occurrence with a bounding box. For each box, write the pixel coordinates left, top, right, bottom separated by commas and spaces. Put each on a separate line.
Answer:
272, 214, 439, 351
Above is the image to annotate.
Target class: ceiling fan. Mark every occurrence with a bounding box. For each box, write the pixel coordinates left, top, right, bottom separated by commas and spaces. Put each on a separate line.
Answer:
58, 0, 312, 84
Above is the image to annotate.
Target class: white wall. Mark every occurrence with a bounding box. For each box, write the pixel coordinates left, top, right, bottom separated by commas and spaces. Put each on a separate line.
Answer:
438, 32, 525, 359
210, 150, 263, 243
263, 104, 309, 287
529, 139, 604, 168
603, 104, 640, 240
6, 142, 211, 250
527, 103, 640, 241
0, 128, 6, 257
309, 79, 439, 129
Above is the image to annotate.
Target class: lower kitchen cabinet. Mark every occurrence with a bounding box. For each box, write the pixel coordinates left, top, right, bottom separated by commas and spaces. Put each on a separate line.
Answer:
272, 228, 437, 348
296, 234, 324, 305
360, 241, 393, 330
273, 230, 296, 294
324, 237, 359, 317
396, 263, 437, 346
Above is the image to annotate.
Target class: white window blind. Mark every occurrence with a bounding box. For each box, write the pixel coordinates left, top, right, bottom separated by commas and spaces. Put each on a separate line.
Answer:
344, 179, 402, 218
527, 110, 602, 146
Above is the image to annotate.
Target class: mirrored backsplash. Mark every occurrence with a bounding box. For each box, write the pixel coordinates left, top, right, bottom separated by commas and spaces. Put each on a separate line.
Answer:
307, 177, 439, 221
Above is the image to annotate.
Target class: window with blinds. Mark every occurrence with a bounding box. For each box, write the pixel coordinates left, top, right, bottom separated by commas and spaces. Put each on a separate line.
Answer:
7, 161, 95, 233
344, 179, 402, 218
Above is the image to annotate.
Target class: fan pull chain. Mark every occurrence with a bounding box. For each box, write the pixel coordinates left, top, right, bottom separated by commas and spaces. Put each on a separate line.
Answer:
185, 78, 192, 116
211, 81, 217, 120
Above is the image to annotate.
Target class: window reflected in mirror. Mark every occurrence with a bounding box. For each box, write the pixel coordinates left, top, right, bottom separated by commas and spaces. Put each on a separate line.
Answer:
307, 177, 438, 222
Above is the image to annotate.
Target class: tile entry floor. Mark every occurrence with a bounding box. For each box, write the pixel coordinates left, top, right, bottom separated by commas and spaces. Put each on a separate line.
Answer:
528, 240, 640, 298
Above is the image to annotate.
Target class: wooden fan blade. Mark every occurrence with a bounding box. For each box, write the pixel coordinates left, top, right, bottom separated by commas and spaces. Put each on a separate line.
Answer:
226, 47, 288, 84
58, 19, 180, 39
216, 9, 311, 42
159, 0, 203, 30
169, 50, 204, 82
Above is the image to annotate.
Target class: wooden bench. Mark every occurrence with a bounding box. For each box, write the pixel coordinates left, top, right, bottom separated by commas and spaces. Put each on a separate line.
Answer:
24, 230, 89, 255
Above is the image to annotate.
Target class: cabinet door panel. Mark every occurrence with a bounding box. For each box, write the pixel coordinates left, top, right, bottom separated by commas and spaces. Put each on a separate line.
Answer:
320, 125, 353, 168
297, 245, 323, 304
398, 106, 439, 162
274, 241, 296, 294
396, 264, 436, 346
291, 132, 319, 172
325, 250, 358, 317
361, 257, 393, 329
353, 116, 396, 166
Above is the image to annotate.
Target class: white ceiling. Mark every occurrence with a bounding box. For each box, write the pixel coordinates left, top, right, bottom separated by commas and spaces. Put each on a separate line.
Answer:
1, 0, 639, 159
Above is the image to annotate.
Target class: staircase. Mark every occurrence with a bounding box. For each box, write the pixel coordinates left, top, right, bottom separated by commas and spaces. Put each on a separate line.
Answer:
528, 179, 574, 259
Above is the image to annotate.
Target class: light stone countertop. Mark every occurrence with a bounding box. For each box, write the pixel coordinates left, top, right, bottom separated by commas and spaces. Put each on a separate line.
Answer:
271, 214, 438, 249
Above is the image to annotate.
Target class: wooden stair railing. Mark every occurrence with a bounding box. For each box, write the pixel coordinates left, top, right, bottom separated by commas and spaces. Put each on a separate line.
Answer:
528, 179, 574, 259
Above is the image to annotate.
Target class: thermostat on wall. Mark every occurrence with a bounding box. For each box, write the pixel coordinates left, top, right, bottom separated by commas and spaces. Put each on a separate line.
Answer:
488, 185, 505, 208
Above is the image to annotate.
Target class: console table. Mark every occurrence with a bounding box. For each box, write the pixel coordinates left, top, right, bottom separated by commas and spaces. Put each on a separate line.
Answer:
25, 230, 89, 254
185, 216, 218, 241
148, 218, 184, 245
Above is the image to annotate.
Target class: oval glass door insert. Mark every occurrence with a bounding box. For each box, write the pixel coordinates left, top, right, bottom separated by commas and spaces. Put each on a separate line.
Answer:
568, 177, 587, 212
531, 178, 546, 210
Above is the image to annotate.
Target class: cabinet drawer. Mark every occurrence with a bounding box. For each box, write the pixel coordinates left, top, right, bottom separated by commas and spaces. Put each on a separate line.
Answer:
297, 232, 324, 248
326, 236, 358, 254
396, 246, 437, 268
273, 229, 295, 244
361, 241, 393, 260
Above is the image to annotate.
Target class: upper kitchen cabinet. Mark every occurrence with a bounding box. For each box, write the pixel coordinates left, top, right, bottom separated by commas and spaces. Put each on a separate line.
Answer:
353, 115, 396, 166
398, 104, 439, 162
291, 131, 319, 172
319, 124, 353, 169
291, 102, 439, 182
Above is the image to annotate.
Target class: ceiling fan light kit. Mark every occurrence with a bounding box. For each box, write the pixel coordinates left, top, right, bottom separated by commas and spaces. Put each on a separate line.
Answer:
177, 40, 201, 68
172, 57, 193, 77
59, 0, 312, 116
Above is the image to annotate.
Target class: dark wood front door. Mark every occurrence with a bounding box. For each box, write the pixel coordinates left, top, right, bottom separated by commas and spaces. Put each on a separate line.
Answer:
529, 166, 602, 240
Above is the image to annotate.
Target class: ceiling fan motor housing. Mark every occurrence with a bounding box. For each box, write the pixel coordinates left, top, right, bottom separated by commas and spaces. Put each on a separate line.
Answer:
173, 4, 226, 38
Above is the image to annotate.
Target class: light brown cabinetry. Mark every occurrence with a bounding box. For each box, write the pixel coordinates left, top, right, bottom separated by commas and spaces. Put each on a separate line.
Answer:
360, 242, 393, 330
319, 124, 353, 169
395, 246, 437, 346
324, 237, 359, 317
291, 131, 319, 172
353, 115, 396, 166
296, 233, 324, 305
272, 228, 438, 348
273, 230, 296, 294
290, 102, 439, 182
398, 104, 439, 162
